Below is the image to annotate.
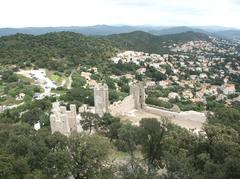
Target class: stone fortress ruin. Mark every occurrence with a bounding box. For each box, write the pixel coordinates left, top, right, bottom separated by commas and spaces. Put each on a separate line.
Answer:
50, 83, 110, 136
50, 82, 206, 136
50, 103, 90, 136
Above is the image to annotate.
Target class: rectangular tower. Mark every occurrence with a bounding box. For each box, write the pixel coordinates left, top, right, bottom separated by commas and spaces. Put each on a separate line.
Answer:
94, 83, 109, 117
67, 104, 78, 132
50, 103, 79, 136
130, 82, 145, 109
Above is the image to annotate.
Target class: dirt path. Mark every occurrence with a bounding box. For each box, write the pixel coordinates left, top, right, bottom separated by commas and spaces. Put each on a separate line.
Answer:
61, 79, 66, 87
67, 70, 74, 89
67, 65, 81, 89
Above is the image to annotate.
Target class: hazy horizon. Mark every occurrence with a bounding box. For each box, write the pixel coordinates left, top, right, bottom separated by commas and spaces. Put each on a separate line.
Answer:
0, 25, 239, 31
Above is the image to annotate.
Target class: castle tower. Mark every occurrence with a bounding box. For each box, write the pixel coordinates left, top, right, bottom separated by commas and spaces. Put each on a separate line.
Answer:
94, 83, 109, 117
50, 102, 81, 136
50, 113, 71, 136
67, 104, 78, 133
130, 82, 145, 109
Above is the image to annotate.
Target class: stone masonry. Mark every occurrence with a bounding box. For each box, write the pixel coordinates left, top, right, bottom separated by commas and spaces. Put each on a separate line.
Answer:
51, 81, 206, 134
130, 82, 145, 109
50, 82, 145, 135
50, 102, 83, 136
109, 82, 146, 115
94, 83, 109, 117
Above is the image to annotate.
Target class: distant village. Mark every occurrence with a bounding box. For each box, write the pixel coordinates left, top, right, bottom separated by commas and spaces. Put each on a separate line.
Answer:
110, 38, 240, 106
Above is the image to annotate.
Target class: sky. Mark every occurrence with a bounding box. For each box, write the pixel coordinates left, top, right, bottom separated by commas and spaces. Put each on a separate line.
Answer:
1, 0, 240, 28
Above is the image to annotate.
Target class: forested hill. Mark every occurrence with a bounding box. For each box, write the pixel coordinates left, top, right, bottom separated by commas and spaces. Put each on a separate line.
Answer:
108, 31, 210, 53
0, 31, 210, 71
159, 31, 210, 42
0, 32, 117, 71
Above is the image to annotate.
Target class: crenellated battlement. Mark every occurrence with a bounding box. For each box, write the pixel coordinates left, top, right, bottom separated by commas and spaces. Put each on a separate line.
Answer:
50, 102, 82, 136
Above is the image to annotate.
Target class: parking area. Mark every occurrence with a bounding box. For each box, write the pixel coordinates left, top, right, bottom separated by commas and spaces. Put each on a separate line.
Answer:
17, 69, 57, 99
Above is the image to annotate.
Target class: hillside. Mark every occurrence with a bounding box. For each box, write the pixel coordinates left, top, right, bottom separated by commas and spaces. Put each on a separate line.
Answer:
0, 31, 210, 70
108, 31, 210, 53
107, 31, 164, 53
159, 31, 210, 42
0, 32, 117, 71
149, 26, 209, 36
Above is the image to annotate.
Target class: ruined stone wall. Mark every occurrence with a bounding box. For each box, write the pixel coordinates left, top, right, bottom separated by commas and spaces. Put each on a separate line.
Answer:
143, 105, 177, 119
109, 95, 135, 116
144, 105, 206, 123
79, 104, 88, 113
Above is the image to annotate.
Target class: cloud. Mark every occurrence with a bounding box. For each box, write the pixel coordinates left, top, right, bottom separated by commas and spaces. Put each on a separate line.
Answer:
0, 0, 239, 28
107, 0, 152, 7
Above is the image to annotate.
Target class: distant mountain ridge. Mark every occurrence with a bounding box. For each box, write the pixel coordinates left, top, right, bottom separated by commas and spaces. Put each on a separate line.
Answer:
0, 25, 239, 41
0, 25, 159, 36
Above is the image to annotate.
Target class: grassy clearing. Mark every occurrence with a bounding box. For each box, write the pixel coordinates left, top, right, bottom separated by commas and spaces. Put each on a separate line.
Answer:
46, 70, 64, 86
17, 74, 35, 83
52, 88, 68, 95
0, 95, 22, 106
108, 146, 130, 163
